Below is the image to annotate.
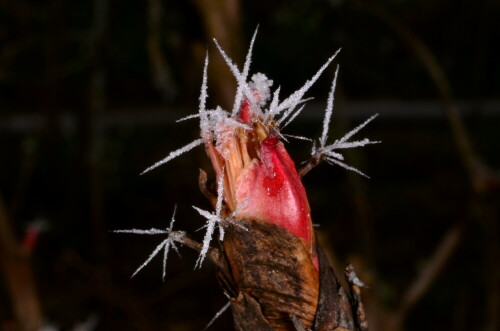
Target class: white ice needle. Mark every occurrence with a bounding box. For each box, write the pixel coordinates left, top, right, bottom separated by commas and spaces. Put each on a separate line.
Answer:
141, 139, 203, 175
114, 206, 182, 281
193, 169, 226, 269
311, 65, 379, 177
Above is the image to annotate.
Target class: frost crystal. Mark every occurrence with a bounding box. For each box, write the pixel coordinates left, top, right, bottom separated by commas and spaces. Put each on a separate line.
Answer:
193, 173, 250, 268
136, 28, 379, 279
114, 206, 183, 281
202, 300, 231, 331
320, 65, 340, 147
312, 67, 380, 177
141, 139, 203, 175
199, 52, 210, 138
231, 27, 259, 116
271, 48, 341, 124
193, 170, 226, 268
249, 73, 273, 106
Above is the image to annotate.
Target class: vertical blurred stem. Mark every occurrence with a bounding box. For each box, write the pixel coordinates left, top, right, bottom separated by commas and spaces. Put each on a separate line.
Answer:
336, 94, 377, 268
0, 196, 43, 331
191, 0, 242, 109
356, 1, 488, 194
336, 94, 381, 329
351, 2, 499, 329
147, 0, 175, 100
87, 0, 109, 260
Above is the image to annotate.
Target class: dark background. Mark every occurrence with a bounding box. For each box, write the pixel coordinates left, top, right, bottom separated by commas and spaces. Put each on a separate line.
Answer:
1, 0, 499, 330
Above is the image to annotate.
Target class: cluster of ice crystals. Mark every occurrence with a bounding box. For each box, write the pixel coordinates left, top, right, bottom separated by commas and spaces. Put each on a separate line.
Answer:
114, 206, 183, 281
133, 26, 379, 281
249, 73, 273, 106
192, 170, 226, 268
193, 170, 249, 268
271, 48, 341, 126
313, 64, 380, 177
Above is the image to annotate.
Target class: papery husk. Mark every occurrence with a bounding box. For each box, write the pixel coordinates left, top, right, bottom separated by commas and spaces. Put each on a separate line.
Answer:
214, 218, 367, 331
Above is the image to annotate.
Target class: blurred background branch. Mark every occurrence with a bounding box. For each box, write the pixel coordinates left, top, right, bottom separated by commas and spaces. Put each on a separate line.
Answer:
0, 195, 43, 331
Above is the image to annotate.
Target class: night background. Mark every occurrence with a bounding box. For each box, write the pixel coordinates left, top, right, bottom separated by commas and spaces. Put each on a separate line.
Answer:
1, 0, 499, 330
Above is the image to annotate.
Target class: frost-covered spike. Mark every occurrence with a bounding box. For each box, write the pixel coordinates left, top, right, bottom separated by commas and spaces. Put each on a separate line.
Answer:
325, 150, 345, 161
211, 39, 255, 111
281, 103, 307, 129
232, 26, 259, 116
141, 138, 204, 175
337, 114, 379, 144
320, 64, 340, 147
113, 228, 168, 235
213, 39, 241, 80
275, 48, 341, 115
168, 204, 177, 231
218, 224, 225, 241
162, 240, 171, 281
131, 239, 169, 278
169, 239, 181, 256
176, 113, 201, 123
215, 167, 225, 216
195, 217, 217, 269
202, 301, 231, 331
267, 86, 281, 118
276, 96, 315, 126
228, 198, 251, 219
276, 130, 289, 143
310, 140, 318, 157
199, 52, 210, 136
283, 134, 313, 142
326, 139, 381, 151
192, 168, 226, 268
224, 117, 252, 131
192, 206, 215, 220
213, 38, 249, 90
325, 157, 369, 178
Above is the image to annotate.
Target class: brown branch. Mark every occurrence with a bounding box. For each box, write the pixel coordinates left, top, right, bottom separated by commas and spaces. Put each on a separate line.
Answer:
199, 168, 217, 207
345, 265, 369, 331
388, 224, 464, 329
0, 195, 43, 331
299, 155, 322, 178
172, 231, 225, 271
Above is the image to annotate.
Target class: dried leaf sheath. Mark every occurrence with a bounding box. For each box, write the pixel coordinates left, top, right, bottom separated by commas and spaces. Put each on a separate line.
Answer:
213, 218, 366, 330
223, 220, 319, 330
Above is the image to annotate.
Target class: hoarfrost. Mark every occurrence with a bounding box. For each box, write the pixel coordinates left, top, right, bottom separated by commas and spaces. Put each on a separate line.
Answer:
249, 73, 273, 106
202, 301, 231, 331
231, 27, 259, 116
193, 169, 226, 268
141, 139, 203, 175
114, 206, 182, 281
135, 29, 379, 281
199, 52, 210, 137
312, 75, 380, 177
320, 65, 340, 147
273, 48, 341, 119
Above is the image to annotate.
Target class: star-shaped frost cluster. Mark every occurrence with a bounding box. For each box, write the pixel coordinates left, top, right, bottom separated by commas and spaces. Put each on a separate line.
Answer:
114, 206, 184, 281
122, 26, 379, 280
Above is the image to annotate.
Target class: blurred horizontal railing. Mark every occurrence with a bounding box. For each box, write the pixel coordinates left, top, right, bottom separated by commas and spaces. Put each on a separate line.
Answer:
1, 100, 499, 133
